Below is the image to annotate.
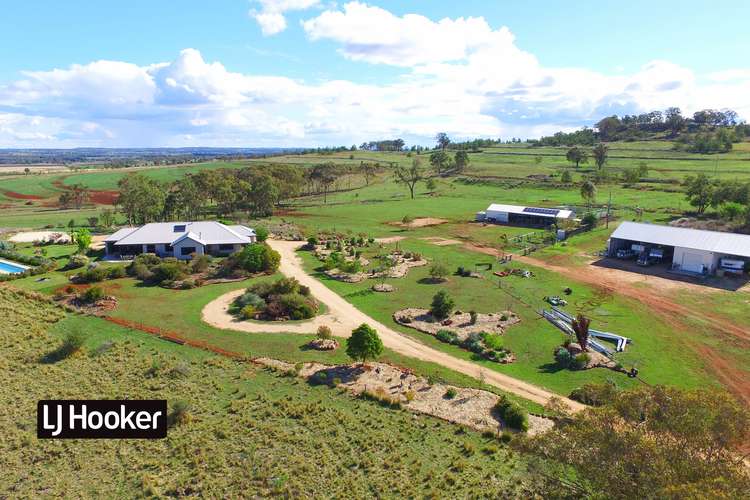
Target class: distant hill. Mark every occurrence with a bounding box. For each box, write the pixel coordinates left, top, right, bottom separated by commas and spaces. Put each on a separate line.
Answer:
531, 107, 750, 153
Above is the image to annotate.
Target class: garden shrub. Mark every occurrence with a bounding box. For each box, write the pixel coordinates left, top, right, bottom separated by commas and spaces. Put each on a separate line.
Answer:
153, 261, 188, 283
80, 286, 105, 303
77, 266, 108, 283
66, 253, 89, 270
317, 325, 332, 340
554, 347, 573, 368
469, 311, 478, 325
495, 396, 529, 432
241, 305, 257, 320
481, 333, 504, 351
231, 243, 280, 273
444, 388, 458, 399
430, 290, 454, 320
573, 353, 591, 370
436, 329, 458, 344
190, 254, 211, 273
236, 292, 266, 309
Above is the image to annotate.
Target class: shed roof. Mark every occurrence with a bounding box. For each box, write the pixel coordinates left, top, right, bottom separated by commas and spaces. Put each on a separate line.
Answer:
610, 222, 750, 258
109, 221, 255, 246
486, 203, 574, 219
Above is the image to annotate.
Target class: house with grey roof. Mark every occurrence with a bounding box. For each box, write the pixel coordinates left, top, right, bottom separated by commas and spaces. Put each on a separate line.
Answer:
104, 221, 256, 260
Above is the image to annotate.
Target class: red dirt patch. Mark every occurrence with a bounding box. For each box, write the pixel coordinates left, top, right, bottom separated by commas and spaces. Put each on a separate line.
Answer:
1, 190, 43, 200
89, 190, 119, 205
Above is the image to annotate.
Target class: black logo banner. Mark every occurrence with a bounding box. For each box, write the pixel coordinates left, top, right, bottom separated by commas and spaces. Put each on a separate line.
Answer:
37, 400, 167, 439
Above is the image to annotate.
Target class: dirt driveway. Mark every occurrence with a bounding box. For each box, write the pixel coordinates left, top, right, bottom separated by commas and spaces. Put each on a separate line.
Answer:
202, 239, 585, 412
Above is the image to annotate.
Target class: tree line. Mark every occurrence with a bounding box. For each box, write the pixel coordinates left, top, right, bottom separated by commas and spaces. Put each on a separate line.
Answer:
532, 107, 749, 150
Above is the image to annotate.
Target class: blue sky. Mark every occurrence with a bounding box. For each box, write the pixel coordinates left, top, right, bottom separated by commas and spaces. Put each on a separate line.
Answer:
1, 1, 748, 147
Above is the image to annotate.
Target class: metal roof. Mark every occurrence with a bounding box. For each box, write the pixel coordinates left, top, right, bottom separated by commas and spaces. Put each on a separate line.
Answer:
104, 227, 138, 242
610, 221, 750, 258
486, 203, 574, 219
109, 221, 255, 246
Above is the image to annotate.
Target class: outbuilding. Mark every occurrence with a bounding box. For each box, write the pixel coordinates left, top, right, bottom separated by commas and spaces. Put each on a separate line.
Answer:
476, 203, 575, 227
607, 221, 750, 276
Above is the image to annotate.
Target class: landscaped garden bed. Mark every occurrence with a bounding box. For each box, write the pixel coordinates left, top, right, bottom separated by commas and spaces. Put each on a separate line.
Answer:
232, 277, 320, 321
393, 291, 519, 364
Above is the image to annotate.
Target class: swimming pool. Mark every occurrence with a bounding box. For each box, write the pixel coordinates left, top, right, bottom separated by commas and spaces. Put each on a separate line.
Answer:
0, 259, 29, 274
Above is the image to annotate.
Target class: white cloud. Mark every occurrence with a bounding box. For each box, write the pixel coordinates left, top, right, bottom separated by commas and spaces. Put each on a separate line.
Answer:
0, 4, 749, 148
250, 0, 320, 35
302, 2, 527, 67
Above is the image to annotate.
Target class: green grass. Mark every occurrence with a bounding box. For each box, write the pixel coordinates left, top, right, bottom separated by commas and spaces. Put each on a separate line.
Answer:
0, 286, 553, 497
296, 239, 713, 397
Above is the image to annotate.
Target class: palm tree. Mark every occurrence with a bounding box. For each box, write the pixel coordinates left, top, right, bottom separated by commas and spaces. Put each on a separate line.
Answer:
580, 180, 597, 207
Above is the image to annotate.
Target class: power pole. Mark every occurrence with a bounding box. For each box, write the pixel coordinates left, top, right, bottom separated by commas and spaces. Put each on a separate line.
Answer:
606, 190, 612, 228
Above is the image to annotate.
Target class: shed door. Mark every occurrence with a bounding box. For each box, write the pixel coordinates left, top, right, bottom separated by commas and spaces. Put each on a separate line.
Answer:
681, 252, 704, 273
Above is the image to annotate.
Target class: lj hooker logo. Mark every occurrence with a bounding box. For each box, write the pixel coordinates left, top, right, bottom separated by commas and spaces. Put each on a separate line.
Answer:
37, 400, 167, 439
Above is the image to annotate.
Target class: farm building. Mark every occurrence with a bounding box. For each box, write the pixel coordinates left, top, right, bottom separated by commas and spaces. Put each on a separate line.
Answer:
607, 221, 750, 276
476, 204, 575, 227
105, 221, 256, 260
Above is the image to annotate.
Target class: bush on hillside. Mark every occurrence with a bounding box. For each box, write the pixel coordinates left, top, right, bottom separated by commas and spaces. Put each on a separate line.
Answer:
495, 396, 529, 432
65, 253, 89, 270
569, 381, 619, 406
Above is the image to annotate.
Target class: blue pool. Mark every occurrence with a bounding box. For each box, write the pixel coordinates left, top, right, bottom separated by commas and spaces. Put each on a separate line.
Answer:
0, 259, 28, 274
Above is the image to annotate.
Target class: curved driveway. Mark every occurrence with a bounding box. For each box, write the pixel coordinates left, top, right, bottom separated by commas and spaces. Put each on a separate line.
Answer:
203, 239, 585, 412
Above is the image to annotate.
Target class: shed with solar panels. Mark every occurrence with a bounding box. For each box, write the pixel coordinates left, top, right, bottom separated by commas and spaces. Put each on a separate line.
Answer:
476, 204, 575, 227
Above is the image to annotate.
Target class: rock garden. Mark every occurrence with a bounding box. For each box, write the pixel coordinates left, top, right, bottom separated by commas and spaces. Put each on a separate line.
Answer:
307, 231, 428, 283
394, 291, 519, 364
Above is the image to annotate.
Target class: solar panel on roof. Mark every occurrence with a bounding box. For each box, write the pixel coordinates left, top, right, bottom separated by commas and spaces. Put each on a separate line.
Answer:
522, 207, 560, 216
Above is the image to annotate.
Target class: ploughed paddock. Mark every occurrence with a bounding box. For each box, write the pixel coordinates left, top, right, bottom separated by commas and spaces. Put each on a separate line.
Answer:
104, 221, 256, 260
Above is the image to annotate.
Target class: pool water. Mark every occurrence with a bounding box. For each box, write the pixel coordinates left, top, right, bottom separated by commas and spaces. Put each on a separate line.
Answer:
0, 259, 28, 274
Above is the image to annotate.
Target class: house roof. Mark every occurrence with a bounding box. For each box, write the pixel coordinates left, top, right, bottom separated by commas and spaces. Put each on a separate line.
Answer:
109, 221, 255, 246
610, 221, 750, 258
104, 227, 138, 242
486, 203, 574, 219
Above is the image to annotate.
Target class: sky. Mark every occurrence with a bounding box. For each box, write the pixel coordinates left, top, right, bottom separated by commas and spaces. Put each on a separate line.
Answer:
1, 0, 749, 148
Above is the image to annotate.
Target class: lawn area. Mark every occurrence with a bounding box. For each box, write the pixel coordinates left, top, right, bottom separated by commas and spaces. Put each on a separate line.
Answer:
1, 286, 552, 497
295, 236, 714, 398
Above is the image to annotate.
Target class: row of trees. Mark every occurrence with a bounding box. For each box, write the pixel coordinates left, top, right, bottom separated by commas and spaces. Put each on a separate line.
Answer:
393, 151, 471, 199
116, 165, 305, 224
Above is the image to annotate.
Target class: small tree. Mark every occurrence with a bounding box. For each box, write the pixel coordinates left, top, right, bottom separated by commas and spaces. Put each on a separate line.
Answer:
394, 159, 424, 199
566, 147, 589, 168
571, 314, 591, 351
560, 170, 572, 183
580, 180, 597, 207
430, 290, 455, 320
428, 262, 449, 282
346, 323, 383, 363
592, 143, 608, 170
71, 228, 92, 254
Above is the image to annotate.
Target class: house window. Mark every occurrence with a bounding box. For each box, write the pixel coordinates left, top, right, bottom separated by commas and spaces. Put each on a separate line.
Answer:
180, 247, 196, 256
146, 244, 156, 253
165, 244, 173, 253
219, 244, 234, 251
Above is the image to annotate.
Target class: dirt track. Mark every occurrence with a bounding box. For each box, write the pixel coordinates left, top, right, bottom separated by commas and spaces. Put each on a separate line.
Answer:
202, 239, 585, 412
